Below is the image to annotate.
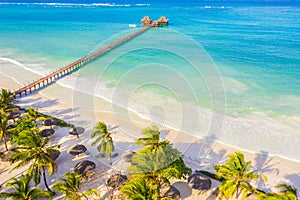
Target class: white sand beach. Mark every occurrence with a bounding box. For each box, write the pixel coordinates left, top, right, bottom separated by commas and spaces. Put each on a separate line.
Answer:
1, 68, 300, 199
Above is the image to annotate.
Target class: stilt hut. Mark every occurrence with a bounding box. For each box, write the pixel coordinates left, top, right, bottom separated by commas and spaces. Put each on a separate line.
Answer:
141, 16, 152, 26
157, 16, 169, 26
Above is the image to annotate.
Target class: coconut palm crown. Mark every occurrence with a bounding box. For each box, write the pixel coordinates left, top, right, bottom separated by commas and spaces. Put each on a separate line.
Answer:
91, 121, 114, 165
0, 175, 51, 200
10, 129, 60, 192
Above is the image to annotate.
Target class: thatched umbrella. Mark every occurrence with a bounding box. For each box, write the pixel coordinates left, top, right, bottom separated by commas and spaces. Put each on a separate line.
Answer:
188, 173, 212, 191
107, 174, 128, 189
163, 185, 180, 200
6, 124, 16, 130
8, 111, 21, 122
122, 151, 135, 163
69, 127, 85, 138
43, 118, 58, 128
68, 144, 87, 156
50, 151, 60, 161
41, 128, 55, 137
74, 160, 96, 175
141, 16, 152, 26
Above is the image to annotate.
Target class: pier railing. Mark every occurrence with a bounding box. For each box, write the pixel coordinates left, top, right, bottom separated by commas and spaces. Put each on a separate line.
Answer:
14, 27, 150, 97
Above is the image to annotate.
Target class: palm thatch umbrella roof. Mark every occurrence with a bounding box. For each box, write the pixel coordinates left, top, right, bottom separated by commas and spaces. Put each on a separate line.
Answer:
8, 111, 21, 120
122, 151, 135, 163
8, 104, 21, 110
162, 185, 180, 200
74, 160, 96, 175
6, 124, 16, 130
43, 118, 58, 126
50, 151, 60, 161
188, 173, 212, 191
69, 127, 85, 136
107, 174, 128, 189
68, 144, 87, 156
41, 128, 55, 137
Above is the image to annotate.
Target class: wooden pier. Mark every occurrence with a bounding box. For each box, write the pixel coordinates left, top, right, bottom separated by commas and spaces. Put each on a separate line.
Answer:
14, 27, 150, 98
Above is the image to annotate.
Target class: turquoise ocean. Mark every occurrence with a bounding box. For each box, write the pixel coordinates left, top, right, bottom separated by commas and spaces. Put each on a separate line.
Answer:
0, 1, 300, 161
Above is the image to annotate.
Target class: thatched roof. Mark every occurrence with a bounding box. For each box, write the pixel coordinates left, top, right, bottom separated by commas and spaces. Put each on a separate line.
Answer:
107, 174, 128, 189
50, 152, 60, 161
158, 16, 169, 24
8, 111, 21, 120
162, 185, 180, 200
43, 118, 58, 126
41, 129, 55, 137
141, 16, 152, 25
188, 173, 212, 191
152, 20, 159, 27
122, 151, 135, 163
74, 160, 96, 175
68, 144, 87, 156
69, 127, 85, 135
6, 124, 16, 130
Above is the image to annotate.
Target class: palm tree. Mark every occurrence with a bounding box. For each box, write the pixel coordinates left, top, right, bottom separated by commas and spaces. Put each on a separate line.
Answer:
210, 152, 267, 199
136, 126, 169, 152
53, 172, 99, 200
25, 107, 43, 124
10, 129, 60, 192
127, 137, 191, 199
91, 121, 114, 165
0, 88, 14, 110
0, 108, 13, 151
257, 184, 297, 200
121, 176, 155, 200
0, 175, 51, 200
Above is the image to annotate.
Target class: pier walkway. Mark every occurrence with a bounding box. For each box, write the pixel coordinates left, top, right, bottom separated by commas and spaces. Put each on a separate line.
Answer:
14, 27, 150, 97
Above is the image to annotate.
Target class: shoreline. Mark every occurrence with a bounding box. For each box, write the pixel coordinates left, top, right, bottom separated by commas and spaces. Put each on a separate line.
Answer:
1, 71, 300, 197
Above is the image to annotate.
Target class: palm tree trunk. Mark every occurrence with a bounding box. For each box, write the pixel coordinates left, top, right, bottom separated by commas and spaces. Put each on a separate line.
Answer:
236, 184, 240, 199
109, 153, 112, 165
42, 166, 52, 192
3, 134, 8, 151
156, 180, 161, 200
81, 193, 89, 200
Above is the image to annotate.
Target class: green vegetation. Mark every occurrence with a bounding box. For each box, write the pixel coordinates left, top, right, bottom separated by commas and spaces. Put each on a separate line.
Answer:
53, 172, 100, 200
38, 112, 74, 128
0, 109, 12, 151
10, 129, 60, 192
91, 121, 115, 165
200, 152, 267, 199
121, 125, 191, 200
121, 176, 156, 199
257, 184, 298, 200
0, 175, 51, 200
0, 88, 14, 111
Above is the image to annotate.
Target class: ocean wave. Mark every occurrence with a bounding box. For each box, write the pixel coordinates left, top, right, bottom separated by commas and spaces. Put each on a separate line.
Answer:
0, 57, 50, 77
0, 2, 150, 7
204, 5, 226, 9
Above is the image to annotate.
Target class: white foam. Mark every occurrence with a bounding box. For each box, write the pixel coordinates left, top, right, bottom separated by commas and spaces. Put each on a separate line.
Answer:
0, 2, 150, 7
0, 57, 50, 77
